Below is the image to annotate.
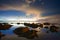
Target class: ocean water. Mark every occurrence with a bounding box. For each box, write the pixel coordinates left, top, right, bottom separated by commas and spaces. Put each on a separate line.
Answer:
1, 24, 60, 40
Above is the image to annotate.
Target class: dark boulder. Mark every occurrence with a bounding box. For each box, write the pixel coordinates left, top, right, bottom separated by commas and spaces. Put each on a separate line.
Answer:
13, 27, 38, 39
0, 23, 12, 30
0, 32, 5, 39
24, 23, 42, 28
50, 25, 58, 32
17, 23, 20, 25
43, 22, 50, 25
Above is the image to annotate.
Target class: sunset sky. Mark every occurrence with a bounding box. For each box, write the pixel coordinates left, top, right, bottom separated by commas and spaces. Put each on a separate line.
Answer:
0, 0, 60, 23
0, 0, 60, 40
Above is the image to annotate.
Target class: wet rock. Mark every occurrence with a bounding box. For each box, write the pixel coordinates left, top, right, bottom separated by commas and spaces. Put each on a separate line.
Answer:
0, 32, 5, 39
38, 24, 43, 28
0, 23, 12, 30
43, 22, 50, 25
50, 25, 59, 32
17, 23, 20, 25
13, 27, 38, 39
24, 23, 43, 28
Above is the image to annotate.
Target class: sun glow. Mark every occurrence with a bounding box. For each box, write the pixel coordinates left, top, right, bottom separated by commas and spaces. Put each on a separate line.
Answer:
5, 18, 37, 23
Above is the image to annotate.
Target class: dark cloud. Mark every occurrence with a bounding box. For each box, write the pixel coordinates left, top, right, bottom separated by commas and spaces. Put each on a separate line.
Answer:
0, 0, 24, 5
0, 0, 60, 9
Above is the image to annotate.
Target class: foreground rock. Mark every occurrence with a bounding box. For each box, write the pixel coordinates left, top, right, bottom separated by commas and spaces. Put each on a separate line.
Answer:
0, 32, 5, 39
0, 23, 12, 30
13, 27, 38, 39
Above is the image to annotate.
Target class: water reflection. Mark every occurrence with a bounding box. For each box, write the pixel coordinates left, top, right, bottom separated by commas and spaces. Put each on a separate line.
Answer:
0, 23, 60, 40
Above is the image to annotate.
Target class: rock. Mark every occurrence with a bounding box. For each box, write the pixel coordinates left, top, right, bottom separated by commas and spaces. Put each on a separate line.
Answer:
0, 32, 5, 38
13, 27, 38, 39
0, 23, 12, 30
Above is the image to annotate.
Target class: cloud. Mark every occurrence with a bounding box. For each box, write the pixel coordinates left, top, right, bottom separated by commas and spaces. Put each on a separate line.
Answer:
37, 15, 60, 23
25, 0, 35, 4
0, 4, 43, 20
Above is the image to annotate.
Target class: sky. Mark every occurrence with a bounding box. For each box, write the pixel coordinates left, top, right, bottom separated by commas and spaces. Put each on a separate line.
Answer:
0, 0, 60, 40
0, 0, 60, 23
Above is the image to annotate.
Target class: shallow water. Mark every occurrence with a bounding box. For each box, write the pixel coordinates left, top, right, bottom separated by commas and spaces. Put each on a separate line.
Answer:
1, 24, 60, 40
